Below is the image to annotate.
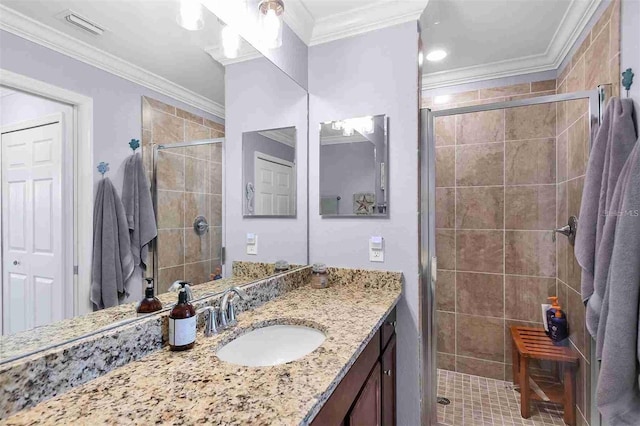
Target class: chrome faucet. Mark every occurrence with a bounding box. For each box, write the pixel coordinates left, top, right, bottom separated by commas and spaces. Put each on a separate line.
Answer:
169, 280, 194, 301
197, 306, 220, 337
219, 286, 249, 329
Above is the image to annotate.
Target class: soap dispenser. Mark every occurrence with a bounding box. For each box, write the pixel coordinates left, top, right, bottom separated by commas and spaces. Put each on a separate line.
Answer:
137, 278, 163, 315
169, 282, 196, 351
547, 296, 569, 345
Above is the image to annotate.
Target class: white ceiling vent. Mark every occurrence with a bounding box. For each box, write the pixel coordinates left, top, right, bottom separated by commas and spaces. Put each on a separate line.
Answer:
58, 10, 105, 36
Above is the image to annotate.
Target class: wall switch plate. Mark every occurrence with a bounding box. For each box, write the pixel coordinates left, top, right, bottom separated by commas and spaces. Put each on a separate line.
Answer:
246, 233, 258, 255
369, 236, 384, 262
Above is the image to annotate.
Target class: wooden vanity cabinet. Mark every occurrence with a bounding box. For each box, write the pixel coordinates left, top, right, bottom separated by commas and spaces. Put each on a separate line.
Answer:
311, 308, 397, 426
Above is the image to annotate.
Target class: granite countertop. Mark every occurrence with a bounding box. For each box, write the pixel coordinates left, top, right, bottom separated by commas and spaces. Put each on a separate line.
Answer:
0, 275, 256, 362
4, 276, 401, 425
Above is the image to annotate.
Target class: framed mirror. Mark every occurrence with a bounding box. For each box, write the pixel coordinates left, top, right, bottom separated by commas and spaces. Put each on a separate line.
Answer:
243, 126, 297, 217
319, 114, 388, 217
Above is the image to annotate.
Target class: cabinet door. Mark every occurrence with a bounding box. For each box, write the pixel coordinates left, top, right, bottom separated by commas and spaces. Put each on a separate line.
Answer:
381, 335, 396, 426
349, 361, 382, 426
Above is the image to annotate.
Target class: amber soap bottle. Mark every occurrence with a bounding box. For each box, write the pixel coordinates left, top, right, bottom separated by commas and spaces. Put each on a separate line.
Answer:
136, 278, 163, 315
169, 283, 196, 351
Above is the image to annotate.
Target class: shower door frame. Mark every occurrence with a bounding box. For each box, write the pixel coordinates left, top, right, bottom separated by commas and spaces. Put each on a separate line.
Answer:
152, 138, 226, 287
419, 89, 601, 425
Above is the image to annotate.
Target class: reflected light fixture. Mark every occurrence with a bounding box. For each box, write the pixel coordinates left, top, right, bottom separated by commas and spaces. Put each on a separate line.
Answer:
177, 0, 204, 31
426, 49, 447, 62
259, 0, 284, 49
331, 116, 374, 137
222, 24, 240, 59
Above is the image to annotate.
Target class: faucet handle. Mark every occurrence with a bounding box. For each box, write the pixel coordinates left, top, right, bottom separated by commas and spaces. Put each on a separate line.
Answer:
197, 306, 220, 337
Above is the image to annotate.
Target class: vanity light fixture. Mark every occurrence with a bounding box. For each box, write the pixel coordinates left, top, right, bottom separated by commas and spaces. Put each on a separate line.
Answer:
177, 0, 204, 31
426, 49, 447, 62
331, 116, 374, 137
433, 95, 451, 104
221, 24, 240, 59
259, 0, 284, 49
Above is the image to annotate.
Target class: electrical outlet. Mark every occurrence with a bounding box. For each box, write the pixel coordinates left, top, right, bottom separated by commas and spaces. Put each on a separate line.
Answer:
246, 233, 258, 255
369, 236, 384, 262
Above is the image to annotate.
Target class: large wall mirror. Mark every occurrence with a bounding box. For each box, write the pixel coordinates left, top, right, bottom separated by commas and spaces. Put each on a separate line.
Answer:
319, 114, 388, 217
243, 126, 297, 217
0, 0, 308, 363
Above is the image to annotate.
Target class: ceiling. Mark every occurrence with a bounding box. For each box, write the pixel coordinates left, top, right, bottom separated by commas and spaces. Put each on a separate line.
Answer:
420, 0, 601, 88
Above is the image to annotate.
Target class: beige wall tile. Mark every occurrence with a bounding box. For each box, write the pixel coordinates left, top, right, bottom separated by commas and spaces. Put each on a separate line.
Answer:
437, 270, 456, 312
592, 1, 614, 40
156, 151, 185, 191
557, 64, 571, 88
435, 116, 455, 146
557, 238, 569, 285
568, 116, 588, 179
185, 230, 211, 264
568, 176, 584, 218
157, 190, 184, 229
436, 229, 456, 270
610, 54, 621, 98
504, 275, 556, 322
211, 226, 223, 260
566, 285, 586, 355
567, 244, 582, 293
505, 138, 556, 185
566, 99, 588, 127
505, 231, 556, 277
145, 96, 176, 115
567, 56, 585, 93
456, 143, 504, 186
185, 157, 208, 193
507, 91, 555, 101
457, 315, 504, 362
456, 230, 503, 273
157, 229, 184, 268
505, 185, 556, 230
177, 108, 204, 124
437, 311, 455, 353
449, 90, 479, 104
437, 352, 456, 371
557, 101, 567, 135
456, 356, 505, 380
157, 265, 184, 294
531, 80, 557, 93
152, 110, 184, 145
210, 194, 222, 227
436, 188, 456, 229
209, 162, 223, 195
557, 181, 568, 226
204, 118, 225, 133
505, 103, 556, 141
456, 187, 504, 229
610, 0, 621, 58
436, 147, 455, 187
455, 110, 504, 145
142, 98, 153, 131
185, 192, 210, 228
185, 121, 211, 144
585, 23, 611, 89
557, 132, 568, 183
456, 272, 503, 316
211, 143, 223, 163
184, 261, 210, 286
479, 83, 530, 99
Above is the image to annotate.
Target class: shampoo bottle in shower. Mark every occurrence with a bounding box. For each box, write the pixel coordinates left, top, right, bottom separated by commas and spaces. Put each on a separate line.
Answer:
547, 297, 568, 345
169, 285, 196, 351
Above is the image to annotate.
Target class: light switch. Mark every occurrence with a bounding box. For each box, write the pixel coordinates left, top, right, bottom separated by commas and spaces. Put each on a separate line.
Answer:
246, 233, 258, 255
369, 236, 384, 262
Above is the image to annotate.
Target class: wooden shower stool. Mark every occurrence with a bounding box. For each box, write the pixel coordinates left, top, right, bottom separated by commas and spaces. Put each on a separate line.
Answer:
510, 326, 580, 426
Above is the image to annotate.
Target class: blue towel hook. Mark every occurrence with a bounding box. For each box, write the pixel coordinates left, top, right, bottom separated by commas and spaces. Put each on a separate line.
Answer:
97, 162, 109, 178
622, 68, 634, 98
129, 138, 140, 152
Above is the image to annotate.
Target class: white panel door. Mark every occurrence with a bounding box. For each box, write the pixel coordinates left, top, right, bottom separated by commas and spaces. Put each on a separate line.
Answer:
255, 156, 294, 215
1, 122, 63, 335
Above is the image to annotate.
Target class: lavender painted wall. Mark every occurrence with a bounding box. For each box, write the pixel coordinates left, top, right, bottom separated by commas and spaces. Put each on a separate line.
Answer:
309, 22, 420, 424
0, 30, 224, 303
225, 57, 307, 265
320, 142, 375, 215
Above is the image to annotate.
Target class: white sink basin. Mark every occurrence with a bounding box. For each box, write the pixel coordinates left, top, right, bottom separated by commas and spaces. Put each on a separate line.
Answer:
216, 325, 326, 367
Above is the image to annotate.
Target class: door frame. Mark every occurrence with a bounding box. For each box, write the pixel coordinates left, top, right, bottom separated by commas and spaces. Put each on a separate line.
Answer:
419, 89, 601, 425
0, 68, 94, 317
253, 150, 296, 216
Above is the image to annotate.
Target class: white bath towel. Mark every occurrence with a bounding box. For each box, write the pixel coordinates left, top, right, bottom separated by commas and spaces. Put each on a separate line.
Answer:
91, 177, 135, 309
122, 153, 157, 270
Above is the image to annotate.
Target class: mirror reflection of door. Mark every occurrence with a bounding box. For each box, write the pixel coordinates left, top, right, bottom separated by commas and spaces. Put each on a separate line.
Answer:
254, 152, 295, 216
1, 109, 68, 336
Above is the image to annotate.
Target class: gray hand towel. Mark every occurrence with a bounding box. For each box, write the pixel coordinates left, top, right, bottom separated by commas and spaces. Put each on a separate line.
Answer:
575, 98, 637, 338
122, 152, 157, 270
597, 143, 640, 425
91, 177, 135, 310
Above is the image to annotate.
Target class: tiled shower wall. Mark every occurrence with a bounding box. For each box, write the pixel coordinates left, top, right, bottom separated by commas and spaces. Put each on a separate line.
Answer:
555, 0, 621, 423
425, 81, 558, 382
141, 97, 225, 293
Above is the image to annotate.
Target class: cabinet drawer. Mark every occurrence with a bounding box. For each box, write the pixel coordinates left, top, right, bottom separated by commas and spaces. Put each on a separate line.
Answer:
381, 308, 396, 350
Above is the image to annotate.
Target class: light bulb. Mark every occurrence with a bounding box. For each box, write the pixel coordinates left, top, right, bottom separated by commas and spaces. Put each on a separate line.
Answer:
426, 49, 447, 62
178, 0, 203, 31
263, 8, 281, 48
222, 25, 240, 59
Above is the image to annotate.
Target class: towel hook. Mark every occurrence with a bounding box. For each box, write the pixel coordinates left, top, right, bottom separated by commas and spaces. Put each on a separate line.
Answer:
622, 68, 634, 98
129, 138, 140, 152
97, 162, 110, 178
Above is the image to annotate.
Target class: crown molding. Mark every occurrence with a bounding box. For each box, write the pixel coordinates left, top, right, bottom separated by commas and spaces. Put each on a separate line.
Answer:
282, 0, 315, 45
421, 0, 601, 90
320, 134, 371, 146
0, 4, 225, 118
258, 129, 296, 147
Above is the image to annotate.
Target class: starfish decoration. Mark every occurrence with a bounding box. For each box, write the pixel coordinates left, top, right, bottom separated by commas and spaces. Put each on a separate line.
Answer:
129, 138, 140, 152
355, 194, 372, 214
